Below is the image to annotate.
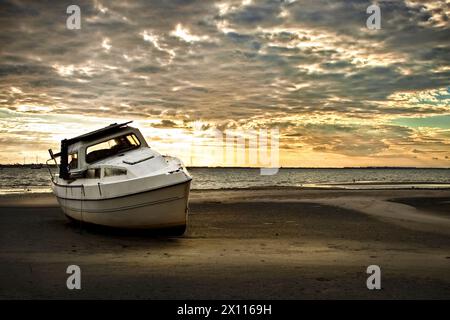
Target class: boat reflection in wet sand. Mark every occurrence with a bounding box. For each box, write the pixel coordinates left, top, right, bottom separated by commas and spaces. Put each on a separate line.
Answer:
47, 121, 191, 235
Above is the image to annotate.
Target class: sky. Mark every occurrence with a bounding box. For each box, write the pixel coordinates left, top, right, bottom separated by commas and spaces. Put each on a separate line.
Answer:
0, 0, 449, 167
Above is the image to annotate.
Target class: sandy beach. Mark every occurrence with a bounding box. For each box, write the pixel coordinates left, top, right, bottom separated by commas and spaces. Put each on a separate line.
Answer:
1, 188, 449, 299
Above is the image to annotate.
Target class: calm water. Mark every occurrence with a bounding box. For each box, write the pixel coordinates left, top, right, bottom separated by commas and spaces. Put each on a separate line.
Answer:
0, 167, 449, 194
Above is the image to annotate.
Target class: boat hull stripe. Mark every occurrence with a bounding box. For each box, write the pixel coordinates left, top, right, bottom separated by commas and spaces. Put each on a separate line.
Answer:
58, 195, 185, 213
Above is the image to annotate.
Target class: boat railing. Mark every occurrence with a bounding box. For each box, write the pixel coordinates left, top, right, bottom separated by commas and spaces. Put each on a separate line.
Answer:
46, 158, 58, 182
46, 149, 59, 182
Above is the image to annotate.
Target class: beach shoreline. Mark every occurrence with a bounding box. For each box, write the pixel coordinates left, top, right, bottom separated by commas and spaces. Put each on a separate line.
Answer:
1, 189, 449, 299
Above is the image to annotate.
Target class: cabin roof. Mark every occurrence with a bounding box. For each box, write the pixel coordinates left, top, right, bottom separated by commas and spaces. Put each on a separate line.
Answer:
65, 121, 132, 145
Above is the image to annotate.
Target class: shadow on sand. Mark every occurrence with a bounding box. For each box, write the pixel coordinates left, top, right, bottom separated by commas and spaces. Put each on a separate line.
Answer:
64, 215, 187, 238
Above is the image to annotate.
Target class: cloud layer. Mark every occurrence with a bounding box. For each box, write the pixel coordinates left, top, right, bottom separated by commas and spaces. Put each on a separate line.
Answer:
0, 0, 449, 166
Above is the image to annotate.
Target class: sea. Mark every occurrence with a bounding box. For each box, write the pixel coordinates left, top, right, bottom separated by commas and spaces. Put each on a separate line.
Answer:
0, 167, 449, 194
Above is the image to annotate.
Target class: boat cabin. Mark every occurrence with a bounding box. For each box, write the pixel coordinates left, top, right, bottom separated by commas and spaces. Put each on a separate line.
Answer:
49, 122, 148, 180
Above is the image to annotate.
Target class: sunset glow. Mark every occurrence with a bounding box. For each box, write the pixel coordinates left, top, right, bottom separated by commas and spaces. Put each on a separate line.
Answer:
0, 1, 449, 167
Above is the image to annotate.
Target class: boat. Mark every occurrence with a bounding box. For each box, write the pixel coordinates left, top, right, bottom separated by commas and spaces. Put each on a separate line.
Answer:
47, 121, 192, 234
31, 156, 43, 169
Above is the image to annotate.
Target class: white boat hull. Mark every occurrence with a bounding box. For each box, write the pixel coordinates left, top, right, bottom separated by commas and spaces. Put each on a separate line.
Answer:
55, 180, 191, 229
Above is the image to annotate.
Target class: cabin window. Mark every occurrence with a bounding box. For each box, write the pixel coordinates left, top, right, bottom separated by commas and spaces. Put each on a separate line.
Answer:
85, 168, 101, 179
68, 153, 78, 170
104, 168, 127, 177
86, 133, 141, 164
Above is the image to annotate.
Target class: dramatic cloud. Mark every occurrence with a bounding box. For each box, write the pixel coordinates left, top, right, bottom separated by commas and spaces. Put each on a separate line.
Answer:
0, 0, 449, 166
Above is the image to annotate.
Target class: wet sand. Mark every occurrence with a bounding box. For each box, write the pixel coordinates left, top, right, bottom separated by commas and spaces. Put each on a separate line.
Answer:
1, 189, 450, 299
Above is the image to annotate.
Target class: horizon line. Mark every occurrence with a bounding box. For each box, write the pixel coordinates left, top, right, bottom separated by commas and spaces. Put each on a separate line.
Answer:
1, 164, 450, 170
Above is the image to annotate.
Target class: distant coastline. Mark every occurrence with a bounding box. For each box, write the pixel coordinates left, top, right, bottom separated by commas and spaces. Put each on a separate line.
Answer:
0, 164, 56, 168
